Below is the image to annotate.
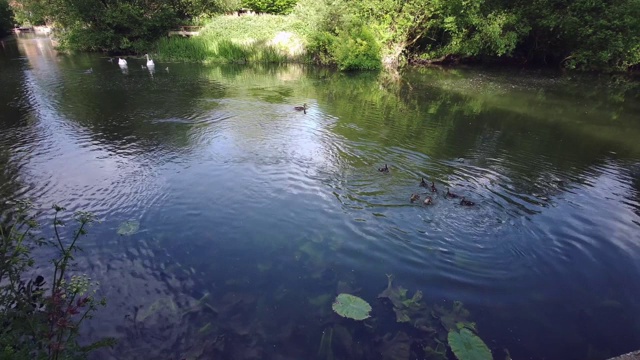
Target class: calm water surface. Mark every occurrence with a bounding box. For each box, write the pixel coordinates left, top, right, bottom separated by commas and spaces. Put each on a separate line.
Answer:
2, 35, 640, 360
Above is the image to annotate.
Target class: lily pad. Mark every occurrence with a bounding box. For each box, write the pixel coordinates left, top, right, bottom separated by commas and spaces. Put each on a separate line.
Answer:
117, 220, 140, 236
332, 293, 371, 320
447, 328, 492, 360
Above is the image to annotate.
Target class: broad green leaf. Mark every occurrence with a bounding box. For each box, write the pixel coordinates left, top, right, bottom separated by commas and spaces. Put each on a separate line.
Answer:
448, 328, 492, 360
332, 293, 371, 320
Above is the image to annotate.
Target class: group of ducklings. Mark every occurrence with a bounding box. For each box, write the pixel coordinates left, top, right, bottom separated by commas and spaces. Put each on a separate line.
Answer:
378, 164, 476, 207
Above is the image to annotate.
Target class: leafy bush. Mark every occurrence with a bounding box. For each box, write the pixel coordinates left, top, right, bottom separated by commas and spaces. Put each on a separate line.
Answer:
332, 24, 381, 70
242, 0, 298, 14
306, 30, 335, 65
0, 202, 115, 359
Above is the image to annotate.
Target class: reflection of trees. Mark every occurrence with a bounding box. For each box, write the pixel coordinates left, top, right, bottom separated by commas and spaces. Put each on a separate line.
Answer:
0, 39, 34, 215
50, 66, 228, 151
307, 67, 640, 207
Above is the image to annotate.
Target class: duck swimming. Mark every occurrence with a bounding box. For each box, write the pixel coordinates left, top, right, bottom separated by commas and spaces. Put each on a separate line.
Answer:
420, 177, 428, 188
378, 164, 389, 173
423, 196, 433, 205
294, 103, 308, 114
410, 194, 420, 203
430, 182, 437, 193
446, 188, 459, 198
460, 197, 475, 206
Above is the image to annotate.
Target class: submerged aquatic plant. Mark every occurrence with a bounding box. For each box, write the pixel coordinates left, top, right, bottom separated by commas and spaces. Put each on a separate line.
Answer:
332, 293, 371, 320
448, 328, 493, 360
117, 220, 140, 236
378, 274, 427, 323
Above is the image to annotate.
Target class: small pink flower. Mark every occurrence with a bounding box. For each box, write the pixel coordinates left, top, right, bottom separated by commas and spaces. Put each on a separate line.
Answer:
67, 306, 80, 315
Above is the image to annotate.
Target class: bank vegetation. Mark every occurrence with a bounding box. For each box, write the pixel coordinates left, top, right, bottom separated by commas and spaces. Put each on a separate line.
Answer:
5, 0, 640, 71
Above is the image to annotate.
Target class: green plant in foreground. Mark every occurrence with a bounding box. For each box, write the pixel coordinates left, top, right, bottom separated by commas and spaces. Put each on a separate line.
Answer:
0, 202, 115, 360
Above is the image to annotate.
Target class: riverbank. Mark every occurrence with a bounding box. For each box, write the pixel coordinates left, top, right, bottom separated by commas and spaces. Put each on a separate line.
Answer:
150, 10, 640, 73
155, 15, 307, 64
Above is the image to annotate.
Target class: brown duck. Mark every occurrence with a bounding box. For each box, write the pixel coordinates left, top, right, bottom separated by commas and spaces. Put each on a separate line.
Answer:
410, 194, 420, 203
423, 196, 433, 205
460, 197, 475, 206
446, 188, 460, 198
294, 103, 308, 114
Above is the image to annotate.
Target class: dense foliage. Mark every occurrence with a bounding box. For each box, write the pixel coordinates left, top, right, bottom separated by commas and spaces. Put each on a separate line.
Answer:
0, 0, 13, 35
7, 0, 640, 70
242, 0, 297, 14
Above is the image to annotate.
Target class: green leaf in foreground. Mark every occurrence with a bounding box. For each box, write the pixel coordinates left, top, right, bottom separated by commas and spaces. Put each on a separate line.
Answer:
117, 220, 140, 236
448, 328, 493, 360
332, 293, 371, 320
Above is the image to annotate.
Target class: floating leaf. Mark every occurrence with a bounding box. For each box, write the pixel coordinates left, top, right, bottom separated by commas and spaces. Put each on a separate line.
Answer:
332, 293, 371, 320
117, 220, 139, 236
448, 329, 493, 360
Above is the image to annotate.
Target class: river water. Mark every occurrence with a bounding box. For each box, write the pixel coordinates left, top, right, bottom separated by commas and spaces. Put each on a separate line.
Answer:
1, 35, 640, 360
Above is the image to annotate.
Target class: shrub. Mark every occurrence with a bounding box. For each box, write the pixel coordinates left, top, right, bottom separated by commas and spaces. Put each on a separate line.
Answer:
0, 202, 115, 359
332, 25, 381, 71
242, 0, 298, 14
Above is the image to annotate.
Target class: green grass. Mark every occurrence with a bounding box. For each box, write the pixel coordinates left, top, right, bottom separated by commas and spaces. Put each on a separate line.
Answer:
154, 15, 308, 63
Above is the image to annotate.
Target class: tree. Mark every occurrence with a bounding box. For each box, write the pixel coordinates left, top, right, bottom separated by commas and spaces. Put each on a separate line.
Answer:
0, 0, 14, 33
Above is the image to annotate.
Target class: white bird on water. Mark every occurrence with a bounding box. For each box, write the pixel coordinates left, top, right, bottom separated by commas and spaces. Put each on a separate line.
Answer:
145, 54, 155, 67
118, 58, 127, 66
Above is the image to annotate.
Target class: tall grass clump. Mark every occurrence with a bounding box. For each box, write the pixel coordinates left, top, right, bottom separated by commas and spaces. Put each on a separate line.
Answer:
156, 37, 212, 62
154, 14, 307, 63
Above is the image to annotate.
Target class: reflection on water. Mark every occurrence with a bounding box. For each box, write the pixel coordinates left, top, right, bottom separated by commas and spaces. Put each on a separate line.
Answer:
1, 35, 640, 360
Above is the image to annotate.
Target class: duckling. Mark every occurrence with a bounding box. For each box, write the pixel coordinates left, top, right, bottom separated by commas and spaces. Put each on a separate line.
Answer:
430, 181, 437, 193
423, 196, 433, 205
460, 197, 475, 206
445, 188, 459, 198
419, 177, 428, 188
378, 164, 389, 173
410, 194, 420, 203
